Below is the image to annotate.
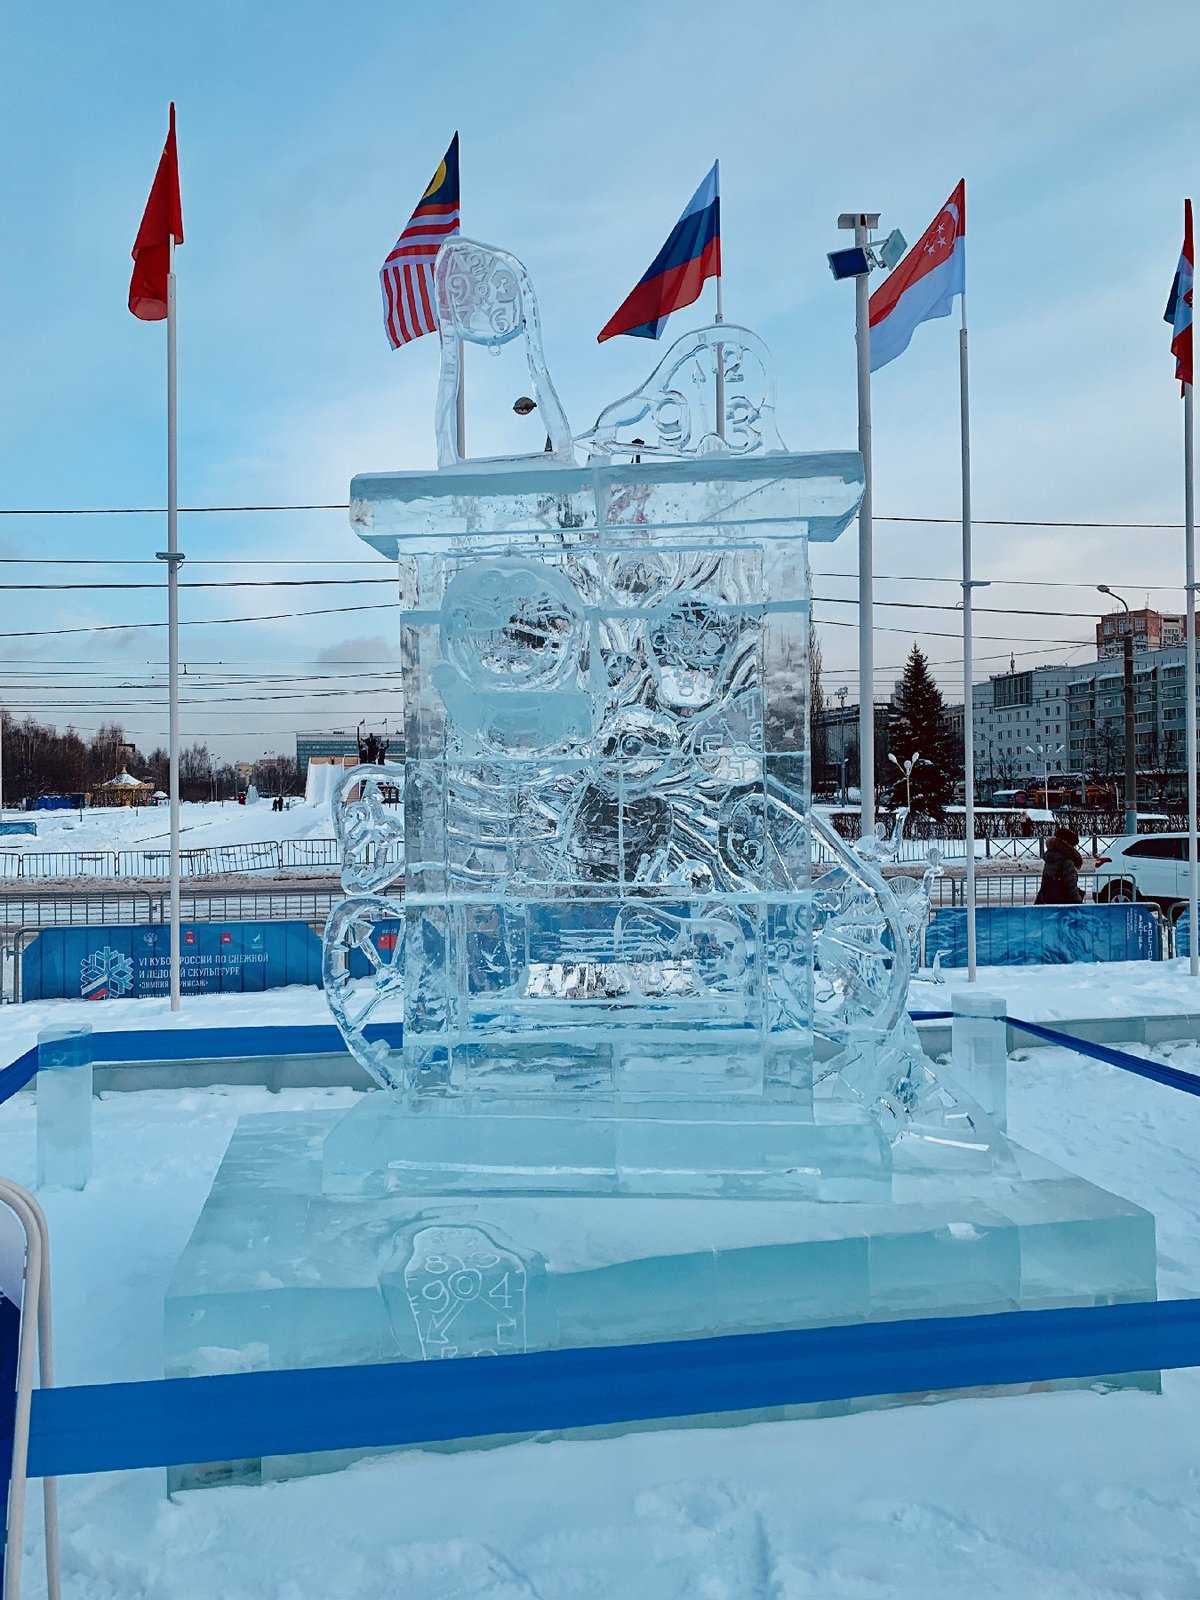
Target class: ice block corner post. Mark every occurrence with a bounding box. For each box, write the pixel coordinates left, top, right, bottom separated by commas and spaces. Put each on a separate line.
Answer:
36, 1023, 93, 1191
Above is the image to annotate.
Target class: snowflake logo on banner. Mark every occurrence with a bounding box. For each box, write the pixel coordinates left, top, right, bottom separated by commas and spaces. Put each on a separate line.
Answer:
80, 946, 134, 1002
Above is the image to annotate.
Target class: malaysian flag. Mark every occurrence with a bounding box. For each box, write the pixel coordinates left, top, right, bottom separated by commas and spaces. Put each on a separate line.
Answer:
380, 133, 460, 348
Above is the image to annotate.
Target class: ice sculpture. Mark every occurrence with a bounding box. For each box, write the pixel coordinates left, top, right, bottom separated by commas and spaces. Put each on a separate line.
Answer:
166, 241, 1156, 1488
322, 238, 1010, 1197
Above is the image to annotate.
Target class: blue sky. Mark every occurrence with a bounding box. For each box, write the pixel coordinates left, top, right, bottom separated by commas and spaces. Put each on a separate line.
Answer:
0, 0, 1194, 758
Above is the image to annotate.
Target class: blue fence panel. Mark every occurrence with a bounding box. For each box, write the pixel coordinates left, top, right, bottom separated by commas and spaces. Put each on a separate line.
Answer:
0, 822, 36, 838
924, 902, 1162, 968
20, 921, 323, 1001
1174, 912, 1200, 959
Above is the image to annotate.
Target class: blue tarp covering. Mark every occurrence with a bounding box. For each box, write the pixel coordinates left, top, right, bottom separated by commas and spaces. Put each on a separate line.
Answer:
925, 903, 1162, 967
21, 921, 323, 1001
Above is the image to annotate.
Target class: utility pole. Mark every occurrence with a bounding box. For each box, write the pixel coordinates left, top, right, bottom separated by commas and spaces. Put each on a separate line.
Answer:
1098, 586, 1138, 834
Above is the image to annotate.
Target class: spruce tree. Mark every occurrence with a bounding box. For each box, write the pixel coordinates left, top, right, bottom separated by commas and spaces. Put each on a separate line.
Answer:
886, 644, 956, 815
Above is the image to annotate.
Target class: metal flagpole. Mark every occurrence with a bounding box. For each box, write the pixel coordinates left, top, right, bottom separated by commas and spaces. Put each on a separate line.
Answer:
959, 291, 978, 981
854, 214, 875, 834
164, 242, 182, 1011
714, 270, 726, 442
456, 340, 466, 457
1185, 377, 1197, 976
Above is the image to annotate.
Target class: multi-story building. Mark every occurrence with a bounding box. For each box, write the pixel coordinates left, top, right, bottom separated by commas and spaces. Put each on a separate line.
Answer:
295, 726, 401, 771
812, 701, 890, 797
974, 644, 1195, 800
972, 666, 1073, 793
1095, 607, 1193, 659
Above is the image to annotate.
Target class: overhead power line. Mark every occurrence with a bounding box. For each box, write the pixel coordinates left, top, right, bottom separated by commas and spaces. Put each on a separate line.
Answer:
0, 602, 393, 639
0, 502, 1189, 531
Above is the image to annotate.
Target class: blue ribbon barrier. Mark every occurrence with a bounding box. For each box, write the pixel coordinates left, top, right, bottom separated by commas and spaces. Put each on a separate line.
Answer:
1007, 1016, 1200, 1098
0, 1022, 405, 1108
23, 1298, 1200, 1478
924, 903, 1162, 968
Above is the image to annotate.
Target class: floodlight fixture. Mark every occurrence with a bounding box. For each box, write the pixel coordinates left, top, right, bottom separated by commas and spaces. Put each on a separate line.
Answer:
827, 246, 871, 281
876, 228, 908, 271
512, 395, 537, 416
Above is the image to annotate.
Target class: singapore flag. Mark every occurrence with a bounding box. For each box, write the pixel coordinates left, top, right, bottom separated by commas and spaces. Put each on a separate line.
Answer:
869, 180, 966, 372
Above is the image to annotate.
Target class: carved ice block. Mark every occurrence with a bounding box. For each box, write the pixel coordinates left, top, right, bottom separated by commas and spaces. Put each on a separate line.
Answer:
361, 450, 857, 1073
326, 449, 866, 1192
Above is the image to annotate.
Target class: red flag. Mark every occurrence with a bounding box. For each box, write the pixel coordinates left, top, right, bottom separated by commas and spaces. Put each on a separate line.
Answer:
129, 103, 183, 321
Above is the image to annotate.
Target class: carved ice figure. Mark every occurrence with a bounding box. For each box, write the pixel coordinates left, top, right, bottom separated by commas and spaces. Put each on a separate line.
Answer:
433, 237, 573, 467
580, 323, 786, 460
323, 236, 1010, 1196
380, 1223, 528, 1360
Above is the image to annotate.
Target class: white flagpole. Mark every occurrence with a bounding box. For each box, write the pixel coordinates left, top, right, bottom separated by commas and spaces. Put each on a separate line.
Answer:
854, 214, 875, 835
1185, 376, 1197, 976
165, 243, 182, 1011
959, 289, 978, 981
714, 267, 726, 442
456, 340, 466, 457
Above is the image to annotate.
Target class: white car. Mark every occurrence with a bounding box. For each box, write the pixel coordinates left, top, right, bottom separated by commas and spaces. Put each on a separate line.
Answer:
1092, 834, 1194, 914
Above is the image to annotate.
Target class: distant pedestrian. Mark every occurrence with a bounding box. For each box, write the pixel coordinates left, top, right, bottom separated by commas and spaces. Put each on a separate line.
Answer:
1036, 826, 1084, 905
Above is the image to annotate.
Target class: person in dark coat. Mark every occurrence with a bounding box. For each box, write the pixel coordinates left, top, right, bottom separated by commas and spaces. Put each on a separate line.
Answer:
1036, 826, 1084, 905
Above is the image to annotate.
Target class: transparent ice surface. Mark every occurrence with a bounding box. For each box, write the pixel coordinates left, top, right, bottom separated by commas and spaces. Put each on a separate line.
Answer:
36, 1023, 93, 1190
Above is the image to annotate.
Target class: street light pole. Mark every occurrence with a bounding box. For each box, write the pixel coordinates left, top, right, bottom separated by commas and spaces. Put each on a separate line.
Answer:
1098, 585, 1138, 834
888, 750, 929, 814
836, 685, 849, 803
1026, 742, 1063, 811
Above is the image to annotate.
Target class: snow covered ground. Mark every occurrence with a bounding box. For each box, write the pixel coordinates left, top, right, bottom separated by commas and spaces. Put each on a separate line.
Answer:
0, 983, 1198, 1595
3, 797, 337, 855
912, 957, 1200, 1023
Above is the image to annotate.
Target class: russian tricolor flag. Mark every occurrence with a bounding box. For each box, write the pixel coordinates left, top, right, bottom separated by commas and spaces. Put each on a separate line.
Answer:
1165, 198, 1194, 392
869, 181, 966, 372
599, 163, 721, 342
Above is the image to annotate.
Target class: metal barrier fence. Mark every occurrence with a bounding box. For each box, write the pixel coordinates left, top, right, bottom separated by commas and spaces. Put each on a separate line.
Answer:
0, 839, 341, 881
928, 873, 1104, 907
0, 888, 342, 929
815, 831, 1133, 868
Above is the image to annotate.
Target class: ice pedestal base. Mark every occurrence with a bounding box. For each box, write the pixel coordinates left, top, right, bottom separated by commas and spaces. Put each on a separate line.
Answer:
165, 1106, 1158, 1489
321, 1092, 892, 1202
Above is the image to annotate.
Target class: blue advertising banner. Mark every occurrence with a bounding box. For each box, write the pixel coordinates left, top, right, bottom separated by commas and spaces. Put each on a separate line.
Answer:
924, 903, 1163, 968
21, 921, 323, 1002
